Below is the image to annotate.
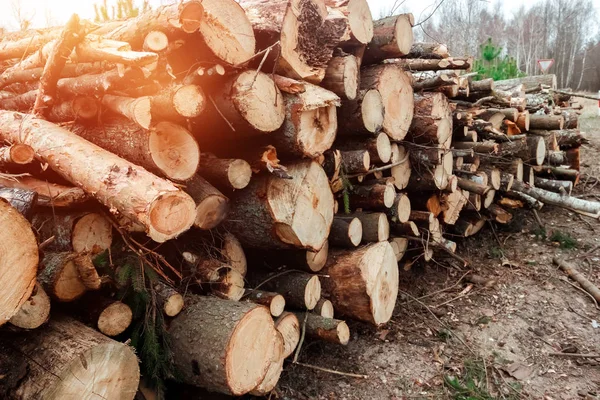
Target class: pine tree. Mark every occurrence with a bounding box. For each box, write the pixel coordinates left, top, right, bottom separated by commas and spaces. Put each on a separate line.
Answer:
474, 38, 526, 81
93, 0, 150, 22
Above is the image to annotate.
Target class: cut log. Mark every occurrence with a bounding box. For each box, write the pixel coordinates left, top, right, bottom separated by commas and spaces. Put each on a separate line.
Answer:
464, 191, 482, 211
530, 129, 588, 149
0, 315, 139, 399
168, 296, 278, 396
209, 70, 285, 135
239, 0, 345, 82
250, 332, 284, 396
154, 281, 184, 317
329, 216, 363, 248
295, 312, 350, 345
407, 92, 452, 145
75, 38, 158, 67
494, 74, 557, 92
193, 259, 245, 301
9, 282, 50, 330
451, 213, 486, 237
406, 42, 449, 59
197, 156, 252, 191
362, 14, 414, 65
441, 189, 468, 225
244, 290, 286, 317
498, 136, 546, 166
529, 114, 564, 130
469, 78, 494, 92
516, 111, 530, 131
348, 181, 396, 210
391, 220, 419, 236
389, 237, 408, 261
386, 192, 411, 224
321, 241, 398, 325
0, 30, 60, 62
38, 252, 96, 302
0, 143, 35, 167
275, 312, 300, 358
337, 212, 389, 243
336, 132, 392, 164
247, 241, 329, 273
102, 95, 152, 129
150, 84, 205, 122
513, 180, 599, 217
70, 118, 200, 182
0, 61, 108, 89
184, 175, 229, 230
486, 204, 512, 224
0, 199, 38, 326
500, 172, 515, 192
340, 149, 370, 174
389, 143, 412, 190
321, 52, 359, 100
32, 211, 112, 254
325, 0, 374, 45
457, 177, 489, 196
143, 30, 169, 52
0, 91, 99, 122
361, 64, 413, 140
0, 176, 88, 208
337, 88, 385, 135
413, 73, 457, 91
393, 57, 471, 71
534, 177, 573, 195
0, 186, 37, 218
505, 190, 544, 209
72, 294, 133, 337
314, 298, 335, 318
452, 141, 499, 154
274, 83, 339, 158
224, 160, 334, 251
252, 271, 321, 310
407, 164, 450, 191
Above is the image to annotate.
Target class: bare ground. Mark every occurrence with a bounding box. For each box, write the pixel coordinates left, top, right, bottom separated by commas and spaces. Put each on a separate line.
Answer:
276, 98, 600, 400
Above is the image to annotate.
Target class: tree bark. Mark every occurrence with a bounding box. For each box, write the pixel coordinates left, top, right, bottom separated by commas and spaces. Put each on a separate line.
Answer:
513, 180, 600, 217
250, 271, 321, 310
329, 216, 363, 248
0, 186, 37, 218
325, 0, 374, 45
406, 92, 452, 145
183, 175, 229, 230
486, 204, 512, 224
0, 176, 88, 208
337, 88, 385, 135
362, 14, 414, 65
244, 290, 286, 317
321, 241, 398, 325
321, 52, 359, 100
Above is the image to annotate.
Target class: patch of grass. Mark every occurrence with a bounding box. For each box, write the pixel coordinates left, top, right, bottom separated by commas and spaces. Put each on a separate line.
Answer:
549, 230, 578, 249
488, 246, 504, 259
531, 226, 547, 240
444, 359, 494, 400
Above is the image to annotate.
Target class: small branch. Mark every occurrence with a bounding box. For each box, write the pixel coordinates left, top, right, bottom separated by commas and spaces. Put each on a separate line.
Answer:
550, 89, 599, 101
401, 235, 469, 267
292, 312, 308, 364
209, 95, 235, 132
38, 235, 55, 251
548, 352, 600, 358
346, 154, 409, 178
292, 362, 369, 379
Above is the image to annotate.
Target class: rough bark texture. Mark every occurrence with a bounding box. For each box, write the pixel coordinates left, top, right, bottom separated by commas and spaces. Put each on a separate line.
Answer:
0, 186, 37, 218
295, 312, 350, 345
0, 176, 88, 208
198, 156, 253, 191
184, 175, 229, 230
362, 14, 414, 65
251, 271, 321, 310
337, 88, 385, 135
329, 216, 363, 248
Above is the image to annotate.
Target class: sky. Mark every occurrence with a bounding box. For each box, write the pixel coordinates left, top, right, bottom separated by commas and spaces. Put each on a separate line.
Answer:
0, 0, 596, 31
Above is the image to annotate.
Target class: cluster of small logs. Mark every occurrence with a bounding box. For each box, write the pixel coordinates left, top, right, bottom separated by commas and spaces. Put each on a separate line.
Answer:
0, 0, 599, 398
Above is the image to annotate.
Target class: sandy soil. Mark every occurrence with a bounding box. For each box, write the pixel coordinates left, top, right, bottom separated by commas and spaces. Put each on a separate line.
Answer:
276, 98, 600, 400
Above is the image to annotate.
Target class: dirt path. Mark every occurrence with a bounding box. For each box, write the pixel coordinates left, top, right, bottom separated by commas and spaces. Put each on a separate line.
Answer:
278, 99, 600, 400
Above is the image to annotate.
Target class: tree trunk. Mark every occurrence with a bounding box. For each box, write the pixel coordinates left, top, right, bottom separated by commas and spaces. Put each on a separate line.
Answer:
102, 95, 152, 129
275, 312, 300, 358
295, 312, 350, 345
321, 241, 398, 325
0, 176, 88, 208
0, 315, 139, 399
321, 52, 360, 100
0, 186, 37, 218
469, 78, 495, 92
329, 216, 363, 248
273, 84, 339, 158
451, 213, 486, 237
513, 180, 600, 217
244, 290, 286, 317
69, 118, 200, 182
0, 199, 38, 326
224, 160, 334, 251
453, 141, 499, 154
362, 14, 414, 65
9, 282, 50, 330
250, 271, 321, 310
198, 156, 252, 191
183, 175, 229, 230
337, 88, 385, 135
361, 64, 413, 140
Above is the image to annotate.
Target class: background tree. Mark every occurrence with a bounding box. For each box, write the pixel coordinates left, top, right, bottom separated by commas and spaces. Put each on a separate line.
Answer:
94, 0, 150, 22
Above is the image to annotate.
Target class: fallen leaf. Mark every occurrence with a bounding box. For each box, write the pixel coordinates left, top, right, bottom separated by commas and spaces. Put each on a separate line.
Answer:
502, 361, 535, 380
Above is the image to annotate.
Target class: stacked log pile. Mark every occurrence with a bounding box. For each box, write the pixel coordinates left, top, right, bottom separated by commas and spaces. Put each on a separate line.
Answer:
0, 1, 598, 398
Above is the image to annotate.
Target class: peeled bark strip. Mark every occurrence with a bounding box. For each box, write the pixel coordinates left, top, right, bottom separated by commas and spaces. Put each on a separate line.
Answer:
198, 156, 252, 191
70, 118, 200, 182
154, 281, 184, 317
513, 180, 599, 217
9, 283, 50, 330
102, 95, 152, 129
321, 53, 359, 100
184, 175, 229, 230
274, 83, 340, 158
295, 312, 350, 345
0, 176, 88, 208
151, 84, 205, 122
362, 14, 414, 65
0, 315, 139, 399
337, 88, 385, 135
0, 187, 38, 218
210, 70, 285, 136
38, 252, 94, 302
225, 160, 334, 251
32, 211, 112, 254
393, 57, 471, 71
275, 312, 300, 358
253, 271, 321, 310
169, 296, 277, 395
321, 241, 399, 325
0, 200, 38, 326
361, 64, 414, 140
329, 216, 363, 248
244, 290, 286, 317
338, 212, 389, 243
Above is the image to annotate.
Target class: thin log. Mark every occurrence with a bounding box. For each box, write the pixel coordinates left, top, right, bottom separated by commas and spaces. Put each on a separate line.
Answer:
512, 180, 600, 217
553, 258, 600, 303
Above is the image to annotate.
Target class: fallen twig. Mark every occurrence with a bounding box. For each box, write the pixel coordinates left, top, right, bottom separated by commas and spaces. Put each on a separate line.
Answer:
292, 362, 369, 379
548, 352, 600, 358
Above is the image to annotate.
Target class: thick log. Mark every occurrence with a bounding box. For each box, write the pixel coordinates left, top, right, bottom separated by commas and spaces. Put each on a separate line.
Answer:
529, 114, 564, 130
102, 95, 152, 129
246, 241, 329, 273
407, 92, 452, 145
329, 216, 363, 248
0, 111, 196, 242
529, 129, 588, 149
150, 84, 205, 122
0, 186, 37, 218
314, 298, 335, 318
239, 0, 346, 82
361, 64, 414, 140
337, 212, 389, 243
154, 281, 184, 317
70, 118, 200, 182
209, 70, 285, 136
391, 220, 419, 236
513, 180, 600, 217
244, 290, 286, 317
533, 177, 573, 196
498, 136, 546, 166
362, 14, 414, 64
295, 312, 350, 345
224, 160, 333, 251
494, 74, 557, 92
75, 38, 158, 66
32, 211, 112, 254
274, 83, 339, 158
337, 88, 385, 135
326, 0, 374, 45
38, 252, 96, 302
251, 271, 321, 310
464, 191, 482, 211
9, 282, 50, 330
197, 156, 252, 191
386, 192, 411, 224
321, 52, 359, 100
184, 175, 229, 230
0, 315, 139, 399
389, 143, 412, 190
275, 312, 300, 358
348, 181, 396, 210
406, 42, 449, 59
451, 213, 486, 237
392, 57, 471, 71
321, 241, 398, 325
336, 132, 391, 164
0, 176, 88, 208
0, 200, 38, 326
